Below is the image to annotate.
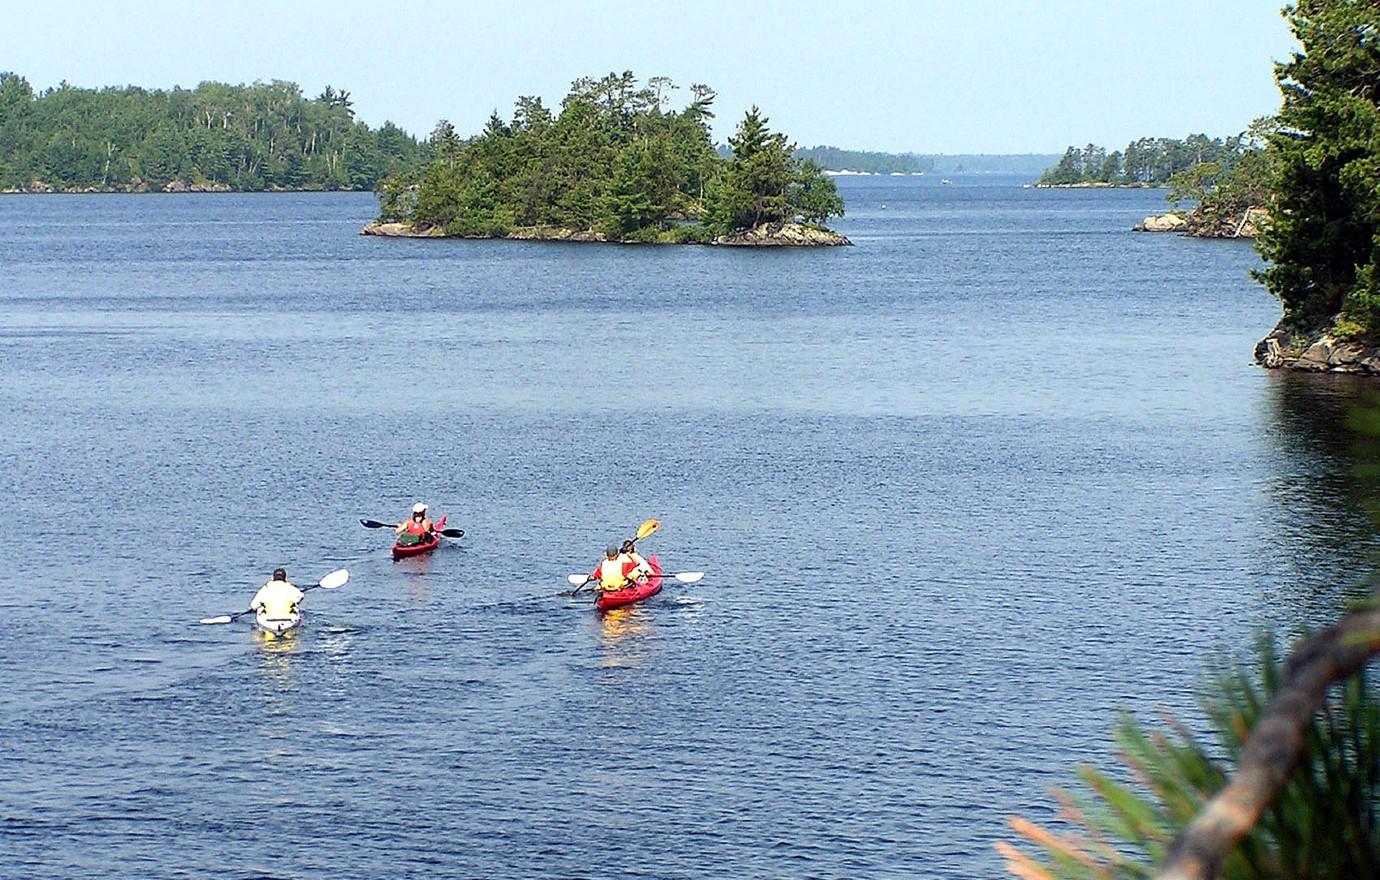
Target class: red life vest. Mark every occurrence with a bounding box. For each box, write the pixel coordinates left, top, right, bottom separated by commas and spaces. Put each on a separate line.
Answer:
405, 518, 429, 536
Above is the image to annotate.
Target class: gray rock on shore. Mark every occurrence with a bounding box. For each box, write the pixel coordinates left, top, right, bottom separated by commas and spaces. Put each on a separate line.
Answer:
361, 222, 445, 238
1134, 212, 1188, 232
1255, 325, 1380, 375
713, 222, 851, 247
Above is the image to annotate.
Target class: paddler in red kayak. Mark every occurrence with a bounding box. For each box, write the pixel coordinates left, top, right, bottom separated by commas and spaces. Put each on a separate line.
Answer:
394, 502, 435, 547
617, 540, 653, 580
591, 544, 641, 592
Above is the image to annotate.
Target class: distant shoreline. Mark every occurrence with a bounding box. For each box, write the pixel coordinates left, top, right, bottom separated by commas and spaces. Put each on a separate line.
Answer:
1, 182, 371, 195
1026, 181, 1158, 189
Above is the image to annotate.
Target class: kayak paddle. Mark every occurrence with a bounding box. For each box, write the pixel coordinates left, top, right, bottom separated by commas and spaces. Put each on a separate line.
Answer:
560, 570, 704, 596
632, 518, 660, 542
360, 519, 464, 538
566, 571, 703, 585
198, 568, 350, 625
565, 575, 594, 597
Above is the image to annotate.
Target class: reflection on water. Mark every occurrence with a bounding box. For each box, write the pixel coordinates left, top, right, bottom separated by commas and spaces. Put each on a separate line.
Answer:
255, 627, 302, 687
597, 606, 653, 667
1268, 370, 1379, 462
1263, 372, 1380, 620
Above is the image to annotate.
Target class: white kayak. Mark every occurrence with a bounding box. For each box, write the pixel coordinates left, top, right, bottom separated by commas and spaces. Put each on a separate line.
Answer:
254, 611, 302, 636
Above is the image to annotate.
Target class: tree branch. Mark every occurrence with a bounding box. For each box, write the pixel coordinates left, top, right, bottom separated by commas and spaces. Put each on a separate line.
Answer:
1154, 605, 1380, 880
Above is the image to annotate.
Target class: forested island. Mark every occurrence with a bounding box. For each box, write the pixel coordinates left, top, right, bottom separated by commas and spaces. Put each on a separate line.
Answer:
0, 73, 424, 192
1035, 133, 1256, 186
1030, 124, 1273, 240
368, 73, 847, 246
794, 146, 927, 175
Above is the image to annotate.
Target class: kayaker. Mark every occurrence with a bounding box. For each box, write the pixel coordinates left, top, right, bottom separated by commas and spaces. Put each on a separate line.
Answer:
590, 545, 638, 591
394, 502, 434, 547
618, 540, 652, 579
250, 568, 304, 618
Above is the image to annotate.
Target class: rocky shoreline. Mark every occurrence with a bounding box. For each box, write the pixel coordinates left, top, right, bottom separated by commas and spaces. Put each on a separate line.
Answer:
1255, 324, 1380, 375
1133, 207, 1268, 239
362, 220, 851, 247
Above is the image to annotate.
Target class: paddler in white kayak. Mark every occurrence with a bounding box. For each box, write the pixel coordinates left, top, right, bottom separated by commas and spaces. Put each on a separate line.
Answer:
590, 545, 642, 592
249, 568, 304, 635
394, 502, 435, 547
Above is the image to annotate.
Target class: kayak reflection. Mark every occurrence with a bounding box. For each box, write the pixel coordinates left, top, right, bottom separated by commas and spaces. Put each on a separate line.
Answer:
254, 626, 301, 652
597, 606, 653, 667
254, 629, 301, 689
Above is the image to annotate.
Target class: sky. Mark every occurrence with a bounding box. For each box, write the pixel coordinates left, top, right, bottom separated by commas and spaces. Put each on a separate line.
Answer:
1, 0, 1299, 154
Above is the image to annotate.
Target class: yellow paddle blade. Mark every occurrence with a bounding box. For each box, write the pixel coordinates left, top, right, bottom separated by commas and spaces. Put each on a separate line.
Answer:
635, 518, 661, 540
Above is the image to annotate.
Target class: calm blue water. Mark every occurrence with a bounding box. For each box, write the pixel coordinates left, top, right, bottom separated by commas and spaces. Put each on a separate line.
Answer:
1, 178, 1376, 879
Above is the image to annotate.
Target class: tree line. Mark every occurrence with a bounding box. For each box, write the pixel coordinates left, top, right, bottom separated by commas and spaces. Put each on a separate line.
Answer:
1037, 133, 1256, 185
0, 73, 425, 191
793, 145, 929, 174
378, 72, 844, 242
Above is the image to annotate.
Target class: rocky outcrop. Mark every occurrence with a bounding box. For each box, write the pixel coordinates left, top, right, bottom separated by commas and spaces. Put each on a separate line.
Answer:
1134, 212, 1188, 232
1194, 206, 1269, 239
712, 222, 851, 247
1134, 206, 1269, 239
1255, 324, 1380, 375
362, 220, 850, 247
361, 222, 446, 238
506, 226, 607, 242
161, 180, 232, 193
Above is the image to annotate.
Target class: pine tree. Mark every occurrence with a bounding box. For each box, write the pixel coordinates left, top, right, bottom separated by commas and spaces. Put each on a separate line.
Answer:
1256, 0, 1380, 334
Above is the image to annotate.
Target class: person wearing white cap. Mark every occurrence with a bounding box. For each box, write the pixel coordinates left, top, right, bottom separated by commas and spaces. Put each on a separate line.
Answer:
394, 502, 435, 547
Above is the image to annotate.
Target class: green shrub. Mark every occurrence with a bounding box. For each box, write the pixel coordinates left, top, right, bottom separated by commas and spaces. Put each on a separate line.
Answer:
1001, 634, 1380, 880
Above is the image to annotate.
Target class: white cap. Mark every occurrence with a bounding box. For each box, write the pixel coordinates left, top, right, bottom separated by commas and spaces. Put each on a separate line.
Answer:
412, 502, 428, 514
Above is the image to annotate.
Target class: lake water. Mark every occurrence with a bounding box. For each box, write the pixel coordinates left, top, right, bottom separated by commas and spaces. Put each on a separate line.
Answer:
2, 178, 1377, 879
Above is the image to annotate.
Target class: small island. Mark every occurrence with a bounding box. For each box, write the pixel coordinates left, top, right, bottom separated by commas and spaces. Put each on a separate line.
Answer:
364, 73, 849, 247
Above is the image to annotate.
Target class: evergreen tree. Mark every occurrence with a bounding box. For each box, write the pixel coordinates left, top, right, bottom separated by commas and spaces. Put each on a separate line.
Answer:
708, 106, 795, 232
1256, 0, 1380, 334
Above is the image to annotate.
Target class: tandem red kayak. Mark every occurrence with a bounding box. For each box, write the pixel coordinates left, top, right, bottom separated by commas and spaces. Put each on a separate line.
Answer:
594, 555, 664, 612
392, 515, 446, 560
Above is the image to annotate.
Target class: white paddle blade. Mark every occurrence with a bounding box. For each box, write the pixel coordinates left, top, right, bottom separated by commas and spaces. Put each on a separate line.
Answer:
318, 569, 349, 590
673, 572, 705, 584
199, 615, 233, 625
567, 574, 589, 586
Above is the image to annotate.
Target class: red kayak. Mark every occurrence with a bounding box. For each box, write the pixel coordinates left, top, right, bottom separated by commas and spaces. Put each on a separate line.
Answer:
595, 555, 663, 612
392, 515, 446, 560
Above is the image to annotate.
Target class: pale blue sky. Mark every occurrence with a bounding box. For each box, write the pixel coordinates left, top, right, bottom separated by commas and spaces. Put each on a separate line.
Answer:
2, 0, 1296, 153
